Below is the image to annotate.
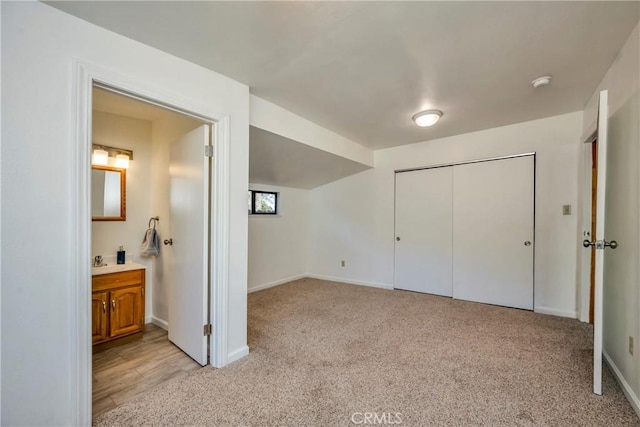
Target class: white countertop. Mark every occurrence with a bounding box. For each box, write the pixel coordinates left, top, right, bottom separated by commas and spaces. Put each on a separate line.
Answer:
92, 262, 147, 276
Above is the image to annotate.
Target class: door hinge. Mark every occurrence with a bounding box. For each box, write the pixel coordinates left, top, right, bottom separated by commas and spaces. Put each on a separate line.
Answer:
204, 145, 214, 157
203, 324, 212, 336
141, 288, 144, 296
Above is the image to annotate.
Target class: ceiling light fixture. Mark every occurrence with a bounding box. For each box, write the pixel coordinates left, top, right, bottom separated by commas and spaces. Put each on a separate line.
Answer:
531, 75, 552, 88
412, 110, 443, 127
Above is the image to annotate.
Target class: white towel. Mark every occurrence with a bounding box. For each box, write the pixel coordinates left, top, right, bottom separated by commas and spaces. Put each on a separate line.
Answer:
141, 227, 160, 256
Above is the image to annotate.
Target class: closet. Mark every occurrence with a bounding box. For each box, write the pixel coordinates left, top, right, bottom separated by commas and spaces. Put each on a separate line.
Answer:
394, 154, 534, 310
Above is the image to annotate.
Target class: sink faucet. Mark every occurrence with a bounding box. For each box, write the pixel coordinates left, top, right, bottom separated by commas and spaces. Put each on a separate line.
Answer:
93, 255, 104, 267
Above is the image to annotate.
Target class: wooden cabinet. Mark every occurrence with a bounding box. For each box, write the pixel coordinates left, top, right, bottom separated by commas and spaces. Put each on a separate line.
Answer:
92, 291, 109, 343
92, 268, 145, 349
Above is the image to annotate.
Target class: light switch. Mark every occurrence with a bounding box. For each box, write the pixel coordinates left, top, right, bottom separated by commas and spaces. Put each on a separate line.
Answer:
562, 205, 572, 215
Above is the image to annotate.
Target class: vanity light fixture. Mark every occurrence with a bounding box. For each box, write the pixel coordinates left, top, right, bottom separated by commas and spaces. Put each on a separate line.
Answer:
92, 144, 134, 169
412, 110, 443, 127
115, 154, 130, 169
91, 148, 109, 166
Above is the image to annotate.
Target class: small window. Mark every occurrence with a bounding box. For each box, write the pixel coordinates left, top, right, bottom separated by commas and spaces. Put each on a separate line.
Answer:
249, 190, 278, 215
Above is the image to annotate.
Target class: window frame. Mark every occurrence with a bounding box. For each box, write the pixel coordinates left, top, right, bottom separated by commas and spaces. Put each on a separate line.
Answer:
249, 190, 279, 215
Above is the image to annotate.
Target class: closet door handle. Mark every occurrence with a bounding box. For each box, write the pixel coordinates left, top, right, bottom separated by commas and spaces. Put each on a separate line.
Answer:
102, 301, 106, 313
111, 300, 116, 311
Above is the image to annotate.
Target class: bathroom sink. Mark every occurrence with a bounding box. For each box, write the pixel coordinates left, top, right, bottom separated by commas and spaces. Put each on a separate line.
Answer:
92, 262, 146, 276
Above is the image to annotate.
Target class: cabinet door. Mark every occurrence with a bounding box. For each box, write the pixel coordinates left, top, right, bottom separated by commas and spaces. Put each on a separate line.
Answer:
92, 291, 109, 344
109, 285, 143, 338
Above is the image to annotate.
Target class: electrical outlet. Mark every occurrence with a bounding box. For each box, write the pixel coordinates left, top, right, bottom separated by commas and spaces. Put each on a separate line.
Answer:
562, 204, 572, 215
341, 260, 346, 267
629, 337, 634, 356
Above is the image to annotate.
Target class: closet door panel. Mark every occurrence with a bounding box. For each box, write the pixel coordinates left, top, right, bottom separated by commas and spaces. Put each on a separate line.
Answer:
452, 156, 534, 309
394, 167, 453, 297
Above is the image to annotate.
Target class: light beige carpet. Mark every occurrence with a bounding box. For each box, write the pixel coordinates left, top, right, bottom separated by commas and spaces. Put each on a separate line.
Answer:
95, 278, 639, 426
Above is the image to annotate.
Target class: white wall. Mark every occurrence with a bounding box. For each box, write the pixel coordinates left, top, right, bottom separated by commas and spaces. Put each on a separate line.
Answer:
250, 95, 374, 167
248, 184, 309, 292
92, 111, 154, 314
149, 114, 202, 325
1, 2, 249, 425
583, 24, 639, 137
310, 111, 584, 317
581, 22, 640, 415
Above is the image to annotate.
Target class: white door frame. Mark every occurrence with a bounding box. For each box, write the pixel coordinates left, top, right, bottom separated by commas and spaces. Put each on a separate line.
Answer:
71, 62, 231, 424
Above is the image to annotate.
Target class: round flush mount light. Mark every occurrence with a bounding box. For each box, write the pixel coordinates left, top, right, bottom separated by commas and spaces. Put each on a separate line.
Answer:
531, 75, 552, 88
412, 110, 443, 127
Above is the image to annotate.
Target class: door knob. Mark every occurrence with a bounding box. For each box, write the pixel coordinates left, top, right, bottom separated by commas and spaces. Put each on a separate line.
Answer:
605, 240, 618, 249
583, 239, 618, 249
396, 237, 401, 241
164, 238, 173, 246
524, 241, 531, 247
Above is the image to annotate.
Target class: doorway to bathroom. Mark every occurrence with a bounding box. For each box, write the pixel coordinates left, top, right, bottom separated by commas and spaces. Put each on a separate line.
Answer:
89, 85, 213, 418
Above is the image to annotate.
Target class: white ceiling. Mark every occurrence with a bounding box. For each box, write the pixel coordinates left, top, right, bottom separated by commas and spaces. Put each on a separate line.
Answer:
47, 1, 639, 150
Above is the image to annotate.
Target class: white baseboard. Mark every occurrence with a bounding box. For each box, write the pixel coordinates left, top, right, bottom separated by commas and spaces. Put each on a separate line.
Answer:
227, 345, 249, 364
534, 306, 577, 319
150, 316, 168, 331
248, 274, 308, 294
604, 350, 640, 418
307, 274, 393, 290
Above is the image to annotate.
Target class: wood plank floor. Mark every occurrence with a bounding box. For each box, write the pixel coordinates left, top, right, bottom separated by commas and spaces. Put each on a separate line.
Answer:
92, 323, 202, 419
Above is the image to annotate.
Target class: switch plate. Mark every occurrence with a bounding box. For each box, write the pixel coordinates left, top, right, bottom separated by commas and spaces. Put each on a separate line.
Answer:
562, 205, 572, 215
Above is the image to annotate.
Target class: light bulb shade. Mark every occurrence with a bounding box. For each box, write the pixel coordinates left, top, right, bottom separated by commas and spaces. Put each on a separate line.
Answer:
115, 154, 130, 169
92, 149, 109, 165
531, 75, 552, 88
413, 110, 443, 127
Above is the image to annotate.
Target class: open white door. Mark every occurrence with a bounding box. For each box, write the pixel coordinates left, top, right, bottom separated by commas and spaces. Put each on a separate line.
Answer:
587, 90, 611, 395
167, 124, 211, 366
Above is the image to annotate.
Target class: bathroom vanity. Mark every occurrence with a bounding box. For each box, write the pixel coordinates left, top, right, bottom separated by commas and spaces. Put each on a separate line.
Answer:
92, 263, 146, 351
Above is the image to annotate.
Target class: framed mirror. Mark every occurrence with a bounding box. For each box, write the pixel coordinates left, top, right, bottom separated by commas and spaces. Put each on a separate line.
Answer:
92, 165, 126, 221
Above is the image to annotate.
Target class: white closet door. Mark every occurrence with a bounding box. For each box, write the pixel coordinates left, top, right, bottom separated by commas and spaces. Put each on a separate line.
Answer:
394, 167, 453, 296
452, 156, 534, 310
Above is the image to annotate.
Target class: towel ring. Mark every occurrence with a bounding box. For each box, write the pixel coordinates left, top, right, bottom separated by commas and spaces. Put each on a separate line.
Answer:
149, 216, 159, 229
